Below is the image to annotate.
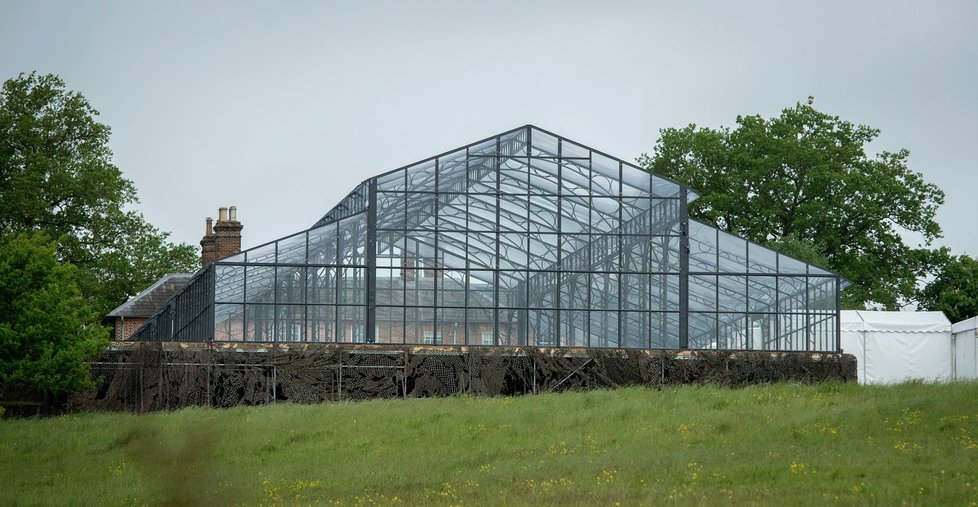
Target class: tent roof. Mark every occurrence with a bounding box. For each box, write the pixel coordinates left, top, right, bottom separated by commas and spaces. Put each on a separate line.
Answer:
952, 316, 978, 334
841, 310, 951, 333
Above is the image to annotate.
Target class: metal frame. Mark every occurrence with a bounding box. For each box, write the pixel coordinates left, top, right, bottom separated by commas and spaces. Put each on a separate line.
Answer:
132, 125, 847, 352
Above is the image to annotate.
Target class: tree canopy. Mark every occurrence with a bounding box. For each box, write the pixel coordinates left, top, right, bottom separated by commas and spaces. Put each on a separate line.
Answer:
638, 98, 946, 310
0, 233, 107, 395
0, 72, 197, 315
918, 255, 978, 323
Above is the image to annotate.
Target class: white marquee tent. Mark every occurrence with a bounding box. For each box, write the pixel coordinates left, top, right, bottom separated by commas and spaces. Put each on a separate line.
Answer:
840, 310, 954, 384
952, 317, 978, 381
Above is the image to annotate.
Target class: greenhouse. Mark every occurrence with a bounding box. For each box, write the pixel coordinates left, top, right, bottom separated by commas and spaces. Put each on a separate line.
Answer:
132, 125, 846, 352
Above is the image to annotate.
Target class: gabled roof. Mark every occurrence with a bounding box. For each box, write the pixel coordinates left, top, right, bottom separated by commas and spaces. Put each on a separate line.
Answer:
107, 273, 195, 318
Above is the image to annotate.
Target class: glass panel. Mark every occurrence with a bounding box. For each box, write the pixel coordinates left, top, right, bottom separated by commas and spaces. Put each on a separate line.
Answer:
560, 309, 588, 348
689, 312, 718, 349
528, 158, 560, 195
778, 276, 807, 313
245, 266, 275, 303
748, 242, 777, 274
717, 313, 748, 350
689, 275, 717, 312
276, 231, 306, 264
529, 127, 560, 157
561, 139, 589, 159
651, 176, 681, 198
497, 270, 526, 307
213, 304, 244, 341
560, 272, 589, 309
498, 158, 530, 195
437, 149, 468, 193
651, 274, 681, 312
498, 194, 529, 232
780, 313, 808, 351
467, 270, 495, 307
275, 267, 305, 303
245, 304, 275, 342
749, 313, 777, 350
246, 242, 276, 264
621, 169, 650, 197
437, 193, 467, 231
215, 265, 244, 303
437, 232, 467, 270
649, 236, 681, 273
376, 192, 406, 230
498, 308, 526, 346
589, 310, 619, 348
307, 266, 336, 305
561, 160, 590, 196
527, 195, 559, 234
338, 267, 365, 305
650, 312, 681, 349
466, 194, 497, 232
689, 221, 717, 272
436, 308, 465, 345
404, 307, 434, 344
308, 223, 338, 265
499, 128, 528, 158
622, 312, 650, 348
498, 233, 528, 270
590, 153, 619, 197
376, 169, 406, 191
527, 234, 558, 271
717, 230, 747, 273
528, 309, 557, 347
276, 305, 304, 342
527, 270, 557, 308
437, 269, 467, 308
466, 308, 494, 345
307, 305, 335, 342
779, 254, 807, 275
375, 268, 403, 306
591, 197, 620, 233
376, 306, 404, 344
559, 196, 589, 234
466, 232, 496, 270
406, 159, 437, 191
467, 155, 497, 194
717, 275, 746, 313
809, 277, 837, 312
748, 276, 777, 313
590, 234, 620, 272
590, 272, 619, 311
337, 305, 367, 343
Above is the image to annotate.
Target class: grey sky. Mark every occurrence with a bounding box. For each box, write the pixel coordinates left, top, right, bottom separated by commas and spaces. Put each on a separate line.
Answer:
2, 1, 976, 257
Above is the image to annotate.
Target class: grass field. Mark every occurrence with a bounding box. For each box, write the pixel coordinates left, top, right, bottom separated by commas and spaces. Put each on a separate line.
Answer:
2, 382, 978, 506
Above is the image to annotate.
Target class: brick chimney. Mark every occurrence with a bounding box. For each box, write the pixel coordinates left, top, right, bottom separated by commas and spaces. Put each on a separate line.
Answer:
201, 206, 243, 267
200, 217, 217, 267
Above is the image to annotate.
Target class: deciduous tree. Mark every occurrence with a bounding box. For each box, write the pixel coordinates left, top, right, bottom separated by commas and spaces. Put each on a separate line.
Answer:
0, 233, 107, 396
918, 255, 978, 323
638, 98, 946, 309
0, 72, 197, 315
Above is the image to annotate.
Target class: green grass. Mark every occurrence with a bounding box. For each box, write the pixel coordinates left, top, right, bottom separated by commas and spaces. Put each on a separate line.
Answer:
2, 382, 978, 506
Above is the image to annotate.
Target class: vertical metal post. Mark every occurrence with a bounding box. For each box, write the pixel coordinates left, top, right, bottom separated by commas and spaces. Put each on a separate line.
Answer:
679, 186, 689, 349
366, 179, 377, 343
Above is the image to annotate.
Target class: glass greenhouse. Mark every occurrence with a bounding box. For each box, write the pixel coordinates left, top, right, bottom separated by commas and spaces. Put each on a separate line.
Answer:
133, 126, 846, 352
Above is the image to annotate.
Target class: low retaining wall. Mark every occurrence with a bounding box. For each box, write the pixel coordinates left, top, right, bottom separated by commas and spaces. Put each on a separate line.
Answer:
69, 343, 856, 412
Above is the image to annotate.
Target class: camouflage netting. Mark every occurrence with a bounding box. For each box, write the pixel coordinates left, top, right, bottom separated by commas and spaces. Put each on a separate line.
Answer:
67, 344, 856, 412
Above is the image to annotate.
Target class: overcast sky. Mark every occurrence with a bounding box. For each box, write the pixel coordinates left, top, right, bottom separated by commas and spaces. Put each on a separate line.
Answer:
2, 1, 976, 258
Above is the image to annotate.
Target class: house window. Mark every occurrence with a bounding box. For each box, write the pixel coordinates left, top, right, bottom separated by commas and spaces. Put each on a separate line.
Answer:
481, 332, 494, 346
423, 331, 441, 345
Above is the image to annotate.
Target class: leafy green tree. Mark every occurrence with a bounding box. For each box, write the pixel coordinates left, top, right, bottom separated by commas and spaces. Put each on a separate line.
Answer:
0, 72, 197, 315
0, 233, 108, 396
918, 255, 978, 323
638, 98, 946, 309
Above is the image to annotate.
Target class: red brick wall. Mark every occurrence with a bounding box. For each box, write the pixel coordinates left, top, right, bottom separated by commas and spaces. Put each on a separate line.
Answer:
114, 317, 147, 340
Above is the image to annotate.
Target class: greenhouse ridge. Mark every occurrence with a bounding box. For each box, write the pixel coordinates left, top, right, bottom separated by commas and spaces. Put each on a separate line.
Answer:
130, 125, 846, 352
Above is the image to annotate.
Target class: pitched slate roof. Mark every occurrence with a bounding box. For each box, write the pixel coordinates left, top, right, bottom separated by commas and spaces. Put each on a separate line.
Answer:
107, 273, 195, 318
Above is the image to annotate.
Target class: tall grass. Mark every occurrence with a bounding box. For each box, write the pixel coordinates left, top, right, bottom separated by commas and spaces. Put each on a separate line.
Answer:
2, 382, 977, 505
